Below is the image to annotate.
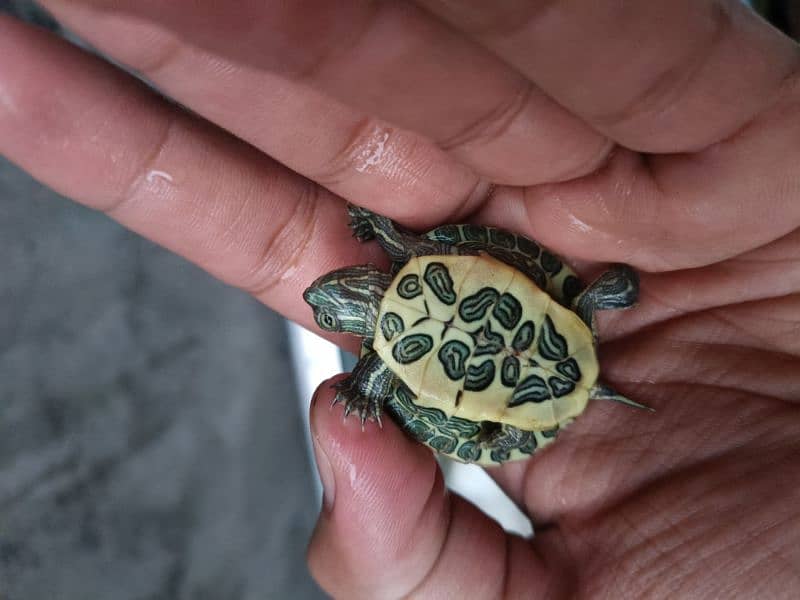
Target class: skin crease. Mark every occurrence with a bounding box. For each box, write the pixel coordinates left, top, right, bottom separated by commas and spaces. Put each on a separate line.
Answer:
0, 0, 799, 597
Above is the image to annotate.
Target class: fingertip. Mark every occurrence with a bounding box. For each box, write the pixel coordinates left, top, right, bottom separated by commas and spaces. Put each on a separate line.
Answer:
307, 378, 447, 598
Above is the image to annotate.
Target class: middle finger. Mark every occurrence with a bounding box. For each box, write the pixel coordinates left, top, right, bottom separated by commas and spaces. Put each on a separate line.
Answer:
43, 0, 610, 192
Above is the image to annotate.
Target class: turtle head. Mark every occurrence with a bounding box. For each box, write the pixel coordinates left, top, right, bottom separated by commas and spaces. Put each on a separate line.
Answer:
303, 265, 391, 337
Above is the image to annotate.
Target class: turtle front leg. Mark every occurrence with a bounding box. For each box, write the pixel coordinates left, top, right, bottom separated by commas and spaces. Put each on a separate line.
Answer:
333, 352, 398, 427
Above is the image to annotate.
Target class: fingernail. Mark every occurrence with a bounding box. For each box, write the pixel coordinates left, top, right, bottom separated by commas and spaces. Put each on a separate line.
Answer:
312, 435, 336, 512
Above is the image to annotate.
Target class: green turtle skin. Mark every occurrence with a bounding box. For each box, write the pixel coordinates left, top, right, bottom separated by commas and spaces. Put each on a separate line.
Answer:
304, 205, 646, 466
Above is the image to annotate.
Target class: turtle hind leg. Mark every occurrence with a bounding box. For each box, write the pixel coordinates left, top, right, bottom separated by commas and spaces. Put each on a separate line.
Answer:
333, 352, 397, 427
480, 423, 543, 464
590, 382, 654, 412
573, 264, 639, 332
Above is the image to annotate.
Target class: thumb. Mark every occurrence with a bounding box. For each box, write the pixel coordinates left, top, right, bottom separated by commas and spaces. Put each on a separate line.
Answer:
306, 376, 566, 599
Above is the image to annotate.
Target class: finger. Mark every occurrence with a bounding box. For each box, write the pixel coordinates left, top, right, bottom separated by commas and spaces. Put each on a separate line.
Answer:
417, 0, 800, 152
476, 126, 800, 270
41, 1, 489, 227
0, 16, 379, 331
600, 228, 800, 341
307, 377, 563, 599
45, 0, 610, 186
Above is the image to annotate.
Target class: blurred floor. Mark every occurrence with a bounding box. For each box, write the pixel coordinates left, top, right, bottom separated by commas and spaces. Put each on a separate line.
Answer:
0, 132, 323, 599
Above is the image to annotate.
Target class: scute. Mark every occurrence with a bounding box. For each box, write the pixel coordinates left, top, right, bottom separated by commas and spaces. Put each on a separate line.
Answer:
374, 255, 599, 430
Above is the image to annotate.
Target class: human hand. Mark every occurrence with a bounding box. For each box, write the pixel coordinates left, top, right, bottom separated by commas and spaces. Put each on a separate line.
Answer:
0, 1, 798, 597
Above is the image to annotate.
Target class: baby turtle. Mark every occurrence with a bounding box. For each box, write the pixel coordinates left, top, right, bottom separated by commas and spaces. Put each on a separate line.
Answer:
304, 206, 647, 465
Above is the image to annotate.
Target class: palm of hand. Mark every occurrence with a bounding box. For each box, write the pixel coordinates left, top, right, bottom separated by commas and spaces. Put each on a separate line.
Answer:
501, 250, 800, 597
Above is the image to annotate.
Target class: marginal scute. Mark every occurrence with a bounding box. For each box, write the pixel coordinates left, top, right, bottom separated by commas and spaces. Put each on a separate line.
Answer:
540, 251, 562, 275
463, 224, 489, 242
489, 227, 515, 249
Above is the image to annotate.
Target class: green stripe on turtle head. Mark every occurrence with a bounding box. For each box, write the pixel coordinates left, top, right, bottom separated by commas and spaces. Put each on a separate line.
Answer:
304, 265, 391, 336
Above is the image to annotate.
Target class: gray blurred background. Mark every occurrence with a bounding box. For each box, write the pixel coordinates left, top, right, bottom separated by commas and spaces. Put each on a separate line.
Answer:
0, 2, 324, 598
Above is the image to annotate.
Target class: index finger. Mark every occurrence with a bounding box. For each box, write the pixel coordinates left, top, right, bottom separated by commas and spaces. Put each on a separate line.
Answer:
46, 0, 610, 186
0, 16, 376, 332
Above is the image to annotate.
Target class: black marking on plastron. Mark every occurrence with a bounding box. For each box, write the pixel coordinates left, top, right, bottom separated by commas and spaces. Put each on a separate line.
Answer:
528, 358, 540, 368
516, 236, 540, 258
473, 321, 505, 357
518, 432, 538, 455
462, 224, 489, 243
429, 435, 458, 454
455, 389, 463, 407
509, 374, 551, 406
549, 376, 575, 398
465, 360, 495, 392
458, 287, 499, 322
438, 340, 470, 381
380, 312, 405, 342
406, 420, 433, 442
457, 441, 482, 462
562, 275, 584, 305
501, 356, 520, 387
412, 315, 430, 327
541, 427, 559, 439
556, 358, 582, 382
443, 415, 481, 438
540, 251, 562, 275
397, 274, 422, 299
538, 315, 569, 361
490, 448, 511, 463
392, 333, 434, 364
492, 293, 522, 330
512, 321, 535, 353
424, 262, 457, 305
489, 228, 515, 249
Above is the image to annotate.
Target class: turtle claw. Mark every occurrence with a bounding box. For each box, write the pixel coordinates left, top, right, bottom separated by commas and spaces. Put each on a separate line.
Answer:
332, 378, 383, 426
347, 205, 378, 242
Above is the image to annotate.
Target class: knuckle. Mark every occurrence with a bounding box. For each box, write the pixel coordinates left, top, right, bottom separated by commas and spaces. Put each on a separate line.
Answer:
237, 182, 320, 298
591, 3, 733, 134
440, 83, 534, 152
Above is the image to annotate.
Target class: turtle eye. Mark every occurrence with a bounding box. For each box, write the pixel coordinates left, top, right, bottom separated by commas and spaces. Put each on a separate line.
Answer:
315, 309, 339, 331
